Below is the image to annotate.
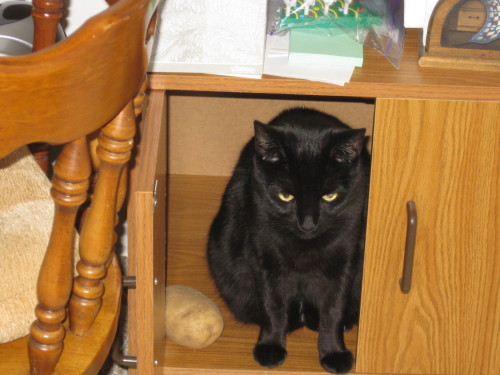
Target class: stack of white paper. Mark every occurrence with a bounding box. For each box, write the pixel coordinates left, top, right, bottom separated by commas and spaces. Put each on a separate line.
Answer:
263, 33, 355, 86
149, 0, 267, 78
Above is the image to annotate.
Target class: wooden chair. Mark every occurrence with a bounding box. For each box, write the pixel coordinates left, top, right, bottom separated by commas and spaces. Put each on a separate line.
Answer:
0, 0, 159, 373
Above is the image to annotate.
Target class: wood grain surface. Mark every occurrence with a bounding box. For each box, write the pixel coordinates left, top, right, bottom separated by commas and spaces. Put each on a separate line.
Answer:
0, 0, 157, 159
133, 28, 500, 374
128, 89, 168, 375
148, 30, 500, 101
356, 99, 499, 375
162, 175, 359, 375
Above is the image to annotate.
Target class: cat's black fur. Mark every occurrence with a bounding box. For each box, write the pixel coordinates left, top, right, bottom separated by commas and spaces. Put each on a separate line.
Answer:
207, 108, 370, 374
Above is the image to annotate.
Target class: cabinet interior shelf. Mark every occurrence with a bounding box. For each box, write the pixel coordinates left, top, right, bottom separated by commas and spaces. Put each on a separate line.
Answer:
162, 174, 358, 374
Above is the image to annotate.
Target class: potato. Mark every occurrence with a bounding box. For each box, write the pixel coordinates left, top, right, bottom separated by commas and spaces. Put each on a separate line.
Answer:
165, 285, 224, 349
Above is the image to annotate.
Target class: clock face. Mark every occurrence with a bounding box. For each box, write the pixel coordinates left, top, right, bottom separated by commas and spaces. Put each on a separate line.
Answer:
441, 0, 500, 51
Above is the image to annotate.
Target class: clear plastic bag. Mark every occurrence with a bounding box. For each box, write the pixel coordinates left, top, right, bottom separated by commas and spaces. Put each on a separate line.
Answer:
270, 0, 405, 68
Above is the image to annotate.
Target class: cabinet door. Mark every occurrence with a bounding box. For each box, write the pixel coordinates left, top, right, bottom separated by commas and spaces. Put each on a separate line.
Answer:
356, 99, 499, 375
128, 90, 167, 375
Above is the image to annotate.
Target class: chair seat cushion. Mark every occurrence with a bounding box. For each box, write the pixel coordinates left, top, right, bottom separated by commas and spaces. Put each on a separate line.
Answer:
0, 146, 78, 344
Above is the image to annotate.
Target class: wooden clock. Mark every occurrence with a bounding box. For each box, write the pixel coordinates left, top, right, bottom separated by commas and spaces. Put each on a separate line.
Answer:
419, 0, 500, 71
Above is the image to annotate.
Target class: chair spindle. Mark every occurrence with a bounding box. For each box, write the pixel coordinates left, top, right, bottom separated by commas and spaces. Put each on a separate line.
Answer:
28, 137, 91, 375
31, 0, 64, 51
29, 0, 65, 175
69, 101, 137, 335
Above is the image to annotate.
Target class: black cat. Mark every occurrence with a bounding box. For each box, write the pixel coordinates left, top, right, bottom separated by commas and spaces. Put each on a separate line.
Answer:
207, 107, 370, 374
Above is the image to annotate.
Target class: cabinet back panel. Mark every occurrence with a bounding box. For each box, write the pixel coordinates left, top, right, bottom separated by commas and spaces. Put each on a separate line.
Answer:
167, 95, 374, 176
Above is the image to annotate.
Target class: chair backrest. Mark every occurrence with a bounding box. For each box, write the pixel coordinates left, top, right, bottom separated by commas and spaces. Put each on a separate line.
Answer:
0, 0, 159, 374
0, 0, 157, 157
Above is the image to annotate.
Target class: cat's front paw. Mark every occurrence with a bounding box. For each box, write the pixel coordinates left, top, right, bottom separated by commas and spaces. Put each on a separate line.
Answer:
253, 343, 287, 368
320, 350, 354, 374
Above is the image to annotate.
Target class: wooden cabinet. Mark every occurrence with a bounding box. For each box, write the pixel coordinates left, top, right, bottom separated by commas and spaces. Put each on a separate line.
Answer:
127, 30, 499, 375
356, 99, 500, 375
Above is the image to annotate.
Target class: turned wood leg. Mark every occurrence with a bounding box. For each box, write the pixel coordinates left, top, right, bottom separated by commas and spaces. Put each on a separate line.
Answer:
31, 0, 64, 51
103, 169, 128, 269
28, 138, 91, 375
69, 101, 136, 335
133, 79, 148, 117
104, 80, 147, 269
27, 1, 65, 178
28, 143, 51, 175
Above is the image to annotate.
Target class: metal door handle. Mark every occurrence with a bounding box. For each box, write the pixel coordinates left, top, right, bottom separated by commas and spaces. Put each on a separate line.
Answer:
400, 201, 417, 293
111, 275, 137, 368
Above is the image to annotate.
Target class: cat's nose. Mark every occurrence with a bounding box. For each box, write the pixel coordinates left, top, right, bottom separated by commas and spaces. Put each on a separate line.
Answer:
299, 215, 317, 233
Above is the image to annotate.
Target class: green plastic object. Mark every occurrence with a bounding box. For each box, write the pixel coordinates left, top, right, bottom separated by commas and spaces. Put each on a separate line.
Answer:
289, 27, 363, 67
276, 0, 382, 31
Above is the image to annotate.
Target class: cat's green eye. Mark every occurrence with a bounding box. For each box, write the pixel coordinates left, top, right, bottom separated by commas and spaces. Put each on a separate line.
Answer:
322, 193, 338, 202
278, 192, 295, 202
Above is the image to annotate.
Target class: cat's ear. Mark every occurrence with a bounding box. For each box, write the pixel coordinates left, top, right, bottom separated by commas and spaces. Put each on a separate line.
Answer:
254, 121, 284, 163
332, 129, 366, 163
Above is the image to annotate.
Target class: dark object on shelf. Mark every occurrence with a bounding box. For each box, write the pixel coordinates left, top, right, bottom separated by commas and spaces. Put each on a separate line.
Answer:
419, 0, 500, 71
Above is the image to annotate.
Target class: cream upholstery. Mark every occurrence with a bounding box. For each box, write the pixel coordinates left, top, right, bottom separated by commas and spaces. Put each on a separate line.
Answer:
0, 147, 77, 343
